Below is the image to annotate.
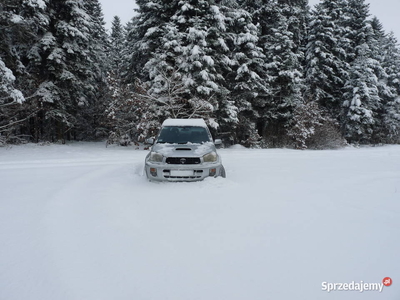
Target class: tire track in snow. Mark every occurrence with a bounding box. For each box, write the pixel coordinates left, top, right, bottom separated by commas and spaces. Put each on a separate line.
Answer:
0, 158, 130, 170
42, 161, 144, 299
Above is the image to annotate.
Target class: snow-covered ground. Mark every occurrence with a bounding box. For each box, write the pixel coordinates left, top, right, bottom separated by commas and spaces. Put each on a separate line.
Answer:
1, 142, 399, 300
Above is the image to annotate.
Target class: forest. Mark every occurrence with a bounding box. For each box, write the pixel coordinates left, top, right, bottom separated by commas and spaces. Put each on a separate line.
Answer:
1, 0, 400, 149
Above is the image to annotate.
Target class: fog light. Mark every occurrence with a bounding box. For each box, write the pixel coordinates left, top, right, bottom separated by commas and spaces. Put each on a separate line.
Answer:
209, 168, 216, 176
150, 168, 157, 177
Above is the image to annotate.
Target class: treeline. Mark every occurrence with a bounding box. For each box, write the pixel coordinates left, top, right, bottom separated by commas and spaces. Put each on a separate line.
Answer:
1, 0, 400, 148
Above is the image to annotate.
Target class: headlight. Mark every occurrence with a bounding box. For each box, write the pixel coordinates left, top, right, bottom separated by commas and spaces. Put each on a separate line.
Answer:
148, 152, 163, 162
203, 152, 218, 162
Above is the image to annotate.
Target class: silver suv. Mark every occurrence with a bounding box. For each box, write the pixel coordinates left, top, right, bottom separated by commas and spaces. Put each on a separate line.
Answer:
145, 119, 226, 181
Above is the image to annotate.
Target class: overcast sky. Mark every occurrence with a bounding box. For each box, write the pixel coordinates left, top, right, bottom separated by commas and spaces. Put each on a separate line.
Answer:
98, 0, 399, 41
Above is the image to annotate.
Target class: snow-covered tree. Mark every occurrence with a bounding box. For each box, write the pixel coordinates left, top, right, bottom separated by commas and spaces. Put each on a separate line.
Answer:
341, 2, 393, 144
378, 32, 400, 143
75, 0, 111, 140
19, 0, 107, 141
125, 0, 178, 81
287, 100, 323, 149
342, 44, 381, 143
222, 4, 267, 146
0, 59, 24, 105
109, 16, 125, 75
0, 0, 48, 142
263, 2, 305, 145
305, 0, 350, 117
105, 74, 142, 145
342, 0, 370, 63
0, 58, 25, 144
136, 0, 239, 129
240, 0, 308, 146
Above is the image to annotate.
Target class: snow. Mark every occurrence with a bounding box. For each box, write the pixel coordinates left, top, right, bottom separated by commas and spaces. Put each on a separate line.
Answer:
188, 27, 207, 41
145, 27, 159, 37
237, 33, 257, 45
0, 60, 25, 104
200, 70, 210, 80
34, 82, 58, 103
191, 45, 200, 56
162, 118, 207, 127
210, 5, 226, 31
1, 60, 16, 82
181, 3, 193, 12
10, 14, 24, 24
25, 0, 46, 10
202, 55, 214, 66
41, 33, 56, 50
218, 37, 229, 52
207, 118, 219, 129
9, 89, 25, 104
1, 142, 400, 300
48, 48, 64, 64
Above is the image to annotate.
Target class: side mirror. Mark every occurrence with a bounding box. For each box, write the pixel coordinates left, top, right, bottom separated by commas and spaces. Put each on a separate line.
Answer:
146, 138, 154, 145
214, 139, 222, 148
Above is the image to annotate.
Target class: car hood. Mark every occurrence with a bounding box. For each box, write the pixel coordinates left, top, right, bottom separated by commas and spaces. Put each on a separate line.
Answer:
152, 142, 216, 157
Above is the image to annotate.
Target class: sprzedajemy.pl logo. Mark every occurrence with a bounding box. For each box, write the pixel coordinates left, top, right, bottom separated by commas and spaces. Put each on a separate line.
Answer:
322, 277, 392, 293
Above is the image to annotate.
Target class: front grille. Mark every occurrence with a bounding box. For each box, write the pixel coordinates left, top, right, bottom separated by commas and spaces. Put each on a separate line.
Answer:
163, 169, 203, 179
164, 175, 202, 179
166, 157, 201, 165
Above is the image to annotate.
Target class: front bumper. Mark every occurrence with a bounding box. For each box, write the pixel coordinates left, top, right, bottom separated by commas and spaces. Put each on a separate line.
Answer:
145, 161, 224, 182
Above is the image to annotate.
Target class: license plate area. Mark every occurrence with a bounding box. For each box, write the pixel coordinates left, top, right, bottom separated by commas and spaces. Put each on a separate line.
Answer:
170, 170, 194, 177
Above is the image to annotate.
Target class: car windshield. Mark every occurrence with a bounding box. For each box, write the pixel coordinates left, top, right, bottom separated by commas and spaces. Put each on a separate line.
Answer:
157, 126, 211, 144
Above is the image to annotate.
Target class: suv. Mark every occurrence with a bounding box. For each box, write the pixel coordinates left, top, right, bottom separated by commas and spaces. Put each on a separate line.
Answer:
145, 119, 226, 181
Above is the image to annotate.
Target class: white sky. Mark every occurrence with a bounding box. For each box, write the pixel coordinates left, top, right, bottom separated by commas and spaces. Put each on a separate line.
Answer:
308, 0, 400, 41
99, 0, 137, 31
98, 0, 399, 41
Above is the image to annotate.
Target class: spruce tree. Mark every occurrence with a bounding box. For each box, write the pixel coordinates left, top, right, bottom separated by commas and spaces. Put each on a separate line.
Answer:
241, 0, 308, 146
263, 1, 306, 146
222, 4, 267, 146
78, 0, 110, 140
137, 0, 238, 129
342, 0, 370, 63
0, 0, 48, 141
4, 0, 108, 142
342, 43, 381, 143
341, 2, 390, 143
125, 0, 178, 81
379, 32, 400, 143
0, 58, 25, 144
109, 16, 126, 74
305, 0, 349, 118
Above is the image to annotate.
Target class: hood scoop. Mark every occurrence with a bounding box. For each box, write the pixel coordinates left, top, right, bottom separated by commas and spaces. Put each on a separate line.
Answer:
175, 148, 192, 151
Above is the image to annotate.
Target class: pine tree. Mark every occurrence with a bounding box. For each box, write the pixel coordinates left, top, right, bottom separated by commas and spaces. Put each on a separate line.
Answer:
109, 16, 125, 74
238, 0, 275, 143
287, 101, 323, 149
21, 0, 104, 141
341, 2, 390, 144
342, 0, 370, 63
75, 0, 110, 140
0, 0, 48, 142
136, 0, 239, 130
240, 0, 307, 146
0, 58, 24, 105
263, 1, 306, 146
125, 0, 178, 81
305, 0, 349, 118
0, 57, 25, 144
379, 32, 400, 143
222, 4, 266, 146
342, 43, 381, 143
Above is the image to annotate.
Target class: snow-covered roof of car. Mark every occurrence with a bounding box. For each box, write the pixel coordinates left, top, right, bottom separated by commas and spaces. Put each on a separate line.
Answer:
162, 118, 207, 127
